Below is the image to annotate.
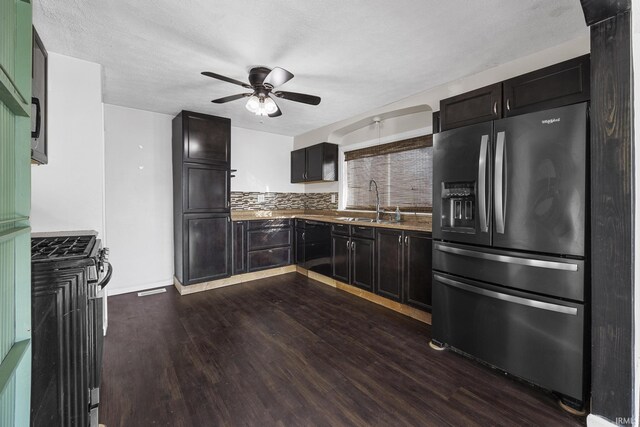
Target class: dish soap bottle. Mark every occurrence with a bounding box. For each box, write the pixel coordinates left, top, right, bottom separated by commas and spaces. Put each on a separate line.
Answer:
395, 206, 401, 222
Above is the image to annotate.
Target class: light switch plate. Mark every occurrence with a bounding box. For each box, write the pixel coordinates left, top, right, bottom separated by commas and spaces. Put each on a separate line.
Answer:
257, 194, 265, 203
331, 194, 336, 203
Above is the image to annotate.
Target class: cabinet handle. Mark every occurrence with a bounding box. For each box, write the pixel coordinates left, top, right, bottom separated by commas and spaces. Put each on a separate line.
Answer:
352, 241, 356, 250
404, 236, 408, 246
506, 98, 511, 111
398, 235, 402, 245
493, 101, 497, 116
302, 232, 305, 240
227, 217, 230, 223
346, 240, 350, 250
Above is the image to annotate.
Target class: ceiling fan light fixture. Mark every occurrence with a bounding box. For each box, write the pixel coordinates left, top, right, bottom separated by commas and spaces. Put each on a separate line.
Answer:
245, 95, 260, 113
263, 97, 278, 114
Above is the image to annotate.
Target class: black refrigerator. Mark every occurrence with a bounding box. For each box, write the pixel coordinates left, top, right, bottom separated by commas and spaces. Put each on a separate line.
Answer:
432, 102, 588, 407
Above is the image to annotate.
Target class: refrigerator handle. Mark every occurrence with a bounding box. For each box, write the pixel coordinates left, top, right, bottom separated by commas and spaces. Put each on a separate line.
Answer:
433, 273, 578, 315
494, 131, 506, 234
434, 243, 579, 271
478, 135, 489, 233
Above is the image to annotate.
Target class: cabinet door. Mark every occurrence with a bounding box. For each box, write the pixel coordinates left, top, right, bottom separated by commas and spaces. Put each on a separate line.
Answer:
503, 54, 590, 117
331, 235, 350, 283
440, 83, 502, 131
351, 237, 375, 292
184, 214, 231, 284
305, 144, 324, 181
232, 221, 246, 275
184, 164, 229, 212
403, 232, 433, 310
375, 229, 403, 301
31, 28, 48, 164
291, 148, 306, 183
184, 112, 230, 165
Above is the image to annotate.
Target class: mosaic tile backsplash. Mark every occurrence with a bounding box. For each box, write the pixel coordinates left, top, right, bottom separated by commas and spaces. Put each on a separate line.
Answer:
231, 192, 339, 211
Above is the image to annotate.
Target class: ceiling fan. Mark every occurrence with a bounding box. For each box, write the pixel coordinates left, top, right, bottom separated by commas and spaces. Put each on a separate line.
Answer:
201, 66, 321, 118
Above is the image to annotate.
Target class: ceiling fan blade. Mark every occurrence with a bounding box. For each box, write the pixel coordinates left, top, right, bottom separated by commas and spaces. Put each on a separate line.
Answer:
211, 93, 252, 104
268, 99, 282, 117
263, 67, 294, 88
273, 91, 321, 106
202, 71, 252, 89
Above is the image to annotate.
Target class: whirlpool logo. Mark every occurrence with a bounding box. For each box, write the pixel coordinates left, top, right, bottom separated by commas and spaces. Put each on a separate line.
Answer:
541, 118, 561, 124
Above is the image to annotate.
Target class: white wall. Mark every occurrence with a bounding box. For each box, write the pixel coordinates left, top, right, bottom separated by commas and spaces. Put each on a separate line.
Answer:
103, 104, 174, 295
31, 53, 105, 236
230, 127, 298, 192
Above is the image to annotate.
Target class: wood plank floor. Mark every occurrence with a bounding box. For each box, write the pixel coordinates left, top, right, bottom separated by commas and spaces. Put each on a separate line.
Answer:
100, 273, 585, 426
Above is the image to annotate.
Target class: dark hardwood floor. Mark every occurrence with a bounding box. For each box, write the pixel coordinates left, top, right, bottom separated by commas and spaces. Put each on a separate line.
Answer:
101, 273, 585, 426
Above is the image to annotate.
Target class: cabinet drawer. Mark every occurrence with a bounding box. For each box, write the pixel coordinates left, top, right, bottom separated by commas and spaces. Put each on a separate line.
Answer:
351, 225, 374, 239
247, 228, 292, 251
247, 219, 292, 230
247, 247, 291, 272
331, 223, 350, 236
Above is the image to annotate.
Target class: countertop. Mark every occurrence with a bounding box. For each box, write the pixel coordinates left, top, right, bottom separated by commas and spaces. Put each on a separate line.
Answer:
230, 210, 432, 233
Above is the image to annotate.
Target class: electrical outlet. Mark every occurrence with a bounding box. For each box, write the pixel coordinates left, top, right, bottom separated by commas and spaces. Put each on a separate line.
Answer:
257, 194, 265, 203
331, 194, 336, 203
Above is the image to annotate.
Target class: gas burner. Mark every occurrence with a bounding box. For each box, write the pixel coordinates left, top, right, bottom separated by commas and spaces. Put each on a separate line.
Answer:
31, 235, 96, 262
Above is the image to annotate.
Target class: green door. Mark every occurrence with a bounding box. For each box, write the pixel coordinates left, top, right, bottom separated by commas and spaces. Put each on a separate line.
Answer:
0, 0, 32, 426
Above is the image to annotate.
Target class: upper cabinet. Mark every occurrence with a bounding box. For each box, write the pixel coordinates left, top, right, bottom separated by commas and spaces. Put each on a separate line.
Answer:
502, 54, 590, 117
439, 55, 590, 131
440, 83, 502, 132
291, 142, 338, 183
31, 27, 48, 165
178, 111, 230, 165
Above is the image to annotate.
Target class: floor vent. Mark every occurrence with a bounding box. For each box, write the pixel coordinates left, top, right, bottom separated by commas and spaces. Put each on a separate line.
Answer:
137, 288, 167, 297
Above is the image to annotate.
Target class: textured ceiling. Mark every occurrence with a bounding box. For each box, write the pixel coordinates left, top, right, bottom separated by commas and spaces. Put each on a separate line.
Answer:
33, 0, 587, 136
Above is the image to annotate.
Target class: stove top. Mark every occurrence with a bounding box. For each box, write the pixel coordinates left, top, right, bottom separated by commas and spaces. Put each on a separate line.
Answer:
31, 235, 97, 262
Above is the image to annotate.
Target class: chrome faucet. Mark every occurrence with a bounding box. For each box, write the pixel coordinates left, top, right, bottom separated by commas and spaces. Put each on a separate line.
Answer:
369, 179, 383, 222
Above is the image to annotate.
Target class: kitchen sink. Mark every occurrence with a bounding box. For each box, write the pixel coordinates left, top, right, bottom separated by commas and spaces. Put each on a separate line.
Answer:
335, 217, 398, 224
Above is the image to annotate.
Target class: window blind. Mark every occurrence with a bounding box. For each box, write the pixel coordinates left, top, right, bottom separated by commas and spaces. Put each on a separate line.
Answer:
345, 135, 433, 212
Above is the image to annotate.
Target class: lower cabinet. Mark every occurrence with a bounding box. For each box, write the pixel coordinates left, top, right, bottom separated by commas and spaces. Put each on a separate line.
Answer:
331, 230, 375, 292
403, 231, 433, 310
245, 220, 292, 273
183, 214, 231, 284
375, 228, 433, 310
232, 221, 246, 275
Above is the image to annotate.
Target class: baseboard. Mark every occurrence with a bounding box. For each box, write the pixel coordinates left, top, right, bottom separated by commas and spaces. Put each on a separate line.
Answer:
107, 280, 173, 296
296, 266, 432, 325
174, 265, 297, 295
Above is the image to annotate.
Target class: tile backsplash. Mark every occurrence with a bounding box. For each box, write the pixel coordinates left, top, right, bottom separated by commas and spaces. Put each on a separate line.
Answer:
231, 192, 338, 211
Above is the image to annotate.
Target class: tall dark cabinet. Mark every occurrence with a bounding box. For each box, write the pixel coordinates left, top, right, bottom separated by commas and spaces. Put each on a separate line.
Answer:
173, 111, 231, 286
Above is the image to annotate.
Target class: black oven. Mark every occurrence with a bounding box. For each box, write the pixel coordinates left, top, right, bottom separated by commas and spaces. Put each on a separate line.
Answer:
31, 232, 111, 427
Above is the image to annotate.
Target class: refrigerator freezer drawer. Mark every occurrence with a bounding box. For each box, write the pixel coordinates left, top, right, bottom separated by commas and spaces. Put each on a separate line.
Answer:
432, 272, 585, 401
433, 241, 584, 301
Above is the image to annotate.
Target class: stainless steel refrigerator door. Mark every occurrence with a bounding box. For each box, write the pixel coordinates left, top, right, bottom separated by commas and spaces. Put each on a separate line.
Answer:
433, 122, 492, 246
433, 241, 584, 301
432, 271, 585, 401
492, 103, 587, 256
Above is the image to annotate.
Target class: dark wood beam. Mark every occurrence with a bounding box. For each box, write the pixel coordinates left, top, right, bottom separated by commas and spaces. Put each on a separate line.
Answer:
589, 10, 634, 422
580, 0, 631, 26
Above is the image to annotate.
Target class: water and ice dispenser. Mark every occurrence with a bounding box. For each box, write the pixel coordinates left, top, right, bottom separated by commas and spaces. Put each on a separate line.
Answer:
440, 182, 476, 233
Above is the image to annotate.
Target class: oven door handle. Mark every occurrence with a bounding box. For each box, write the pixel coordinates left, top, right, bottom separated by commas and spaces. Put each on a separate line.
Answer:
97, 262, 113, 289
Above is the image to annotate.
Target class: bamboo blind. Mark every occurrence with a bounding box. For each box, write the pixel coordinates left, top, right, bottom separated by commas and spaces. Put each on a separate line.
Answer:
345, 135, 433, 212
